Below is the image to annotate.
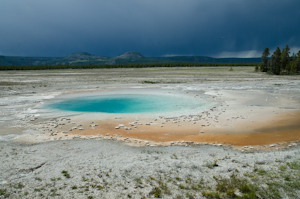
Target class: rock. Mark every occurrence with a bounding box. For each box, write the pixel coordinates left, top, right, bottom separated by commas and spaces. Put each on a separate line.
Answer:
234, 190, 243, 197
270, 144, 276, 147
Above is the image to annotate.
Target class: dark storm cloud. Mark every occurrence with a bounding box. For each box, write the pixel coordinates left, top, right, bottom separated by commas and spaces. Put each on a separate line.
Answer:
0, 0, 300, 57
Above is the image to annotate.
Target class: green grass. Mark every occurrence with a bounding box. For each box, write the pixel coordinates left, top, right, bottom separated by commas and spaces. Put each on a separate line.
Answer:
149, 186, 162, 198
61, 170, 71, 178
0, 189, 9, 198
141, 80, 161, 84
205, 159, 219, 169
201, 190, 221, 198
2, 157, 300, 198
71, 185, 77, 190
214, 173, 258, 198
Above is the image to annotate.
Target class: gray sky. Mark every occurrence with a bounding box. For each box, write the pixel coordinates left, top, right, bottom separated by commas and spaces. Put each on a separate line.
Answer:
1, 0, 300, 57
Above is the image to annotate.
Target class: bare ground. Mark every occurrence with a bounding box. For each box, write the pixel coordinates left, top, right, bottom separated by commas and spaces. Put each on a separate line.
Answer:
1, 67, 300, 198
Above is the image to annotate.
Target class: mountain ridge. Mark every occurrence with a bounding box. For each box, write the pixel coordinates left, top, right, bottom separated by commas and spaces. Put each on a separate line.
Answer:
0, 51, 262, 66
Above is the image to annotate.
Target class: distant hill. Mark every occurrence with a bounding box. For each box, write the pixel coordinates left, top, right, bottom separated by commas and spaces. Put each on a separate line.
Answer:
115, 52, 144, 59
63, 52, 105, 60
0, 51, 262, 66
106, 52, 145, 65
59, 52, 109, 65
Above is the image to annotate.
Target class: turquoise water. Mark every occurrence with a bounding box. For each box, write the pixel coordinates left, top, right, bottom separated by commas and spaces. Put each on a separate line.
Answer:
48, 94, 207, 114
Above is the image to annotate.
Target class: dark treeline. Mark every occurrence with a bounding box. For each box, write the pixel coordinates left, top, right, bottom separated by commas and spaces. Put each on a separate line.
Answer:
0, 62, 259, 71
259, 45, 300, 75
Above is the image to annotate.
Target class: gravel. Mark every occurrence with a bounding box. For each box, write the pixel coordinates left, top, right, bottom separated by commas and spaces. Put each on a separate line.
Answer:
1, 139, 300, 198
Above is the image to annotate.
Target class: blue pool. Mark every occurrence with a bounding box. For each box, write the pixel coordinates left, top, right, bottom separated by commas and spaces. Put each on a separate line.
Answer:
47, 94, 208, 114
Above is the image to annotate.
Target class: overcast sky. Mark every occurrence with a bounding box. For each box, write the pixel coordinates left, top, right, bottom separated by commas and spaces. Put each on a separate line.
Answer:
1, 0, 300, 58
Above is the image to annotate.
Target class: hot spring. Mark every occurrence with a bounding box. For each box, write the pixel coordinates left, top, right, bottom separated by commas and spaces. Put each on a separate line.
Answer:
47, 93, 212, 115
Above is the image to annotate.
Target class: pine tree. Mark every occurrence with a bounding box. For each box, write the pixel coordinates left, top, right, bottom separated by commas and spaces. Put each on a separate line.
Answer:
260, 47, 269, 72
268, 55, 276, 74
296, 51, 300, 73
281, 45, 290, 71
273, 47, 282, 75
286, 53, 297, 74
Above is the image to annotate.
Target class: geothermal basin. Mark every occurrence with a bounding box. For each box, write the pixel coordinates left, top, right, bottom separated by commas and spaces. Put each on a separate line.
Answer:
30, 87, 300, 150
1, 67, 300, 150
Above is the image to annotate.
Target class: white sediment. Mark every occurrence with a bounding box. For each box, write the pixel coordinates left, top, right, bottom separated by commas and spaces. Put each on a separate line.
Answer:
1, 68, 300, 198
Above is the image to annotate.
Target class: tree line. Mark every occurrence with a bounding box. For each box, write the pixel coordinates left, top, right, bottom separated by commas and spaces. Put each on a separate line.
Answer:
0, 62, 259, 71
260, 45, 300, 75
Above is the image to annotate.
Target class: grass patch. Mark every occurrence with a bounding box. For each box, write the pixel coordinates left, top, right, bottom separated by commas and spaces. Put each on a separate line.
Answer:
205, 159, 218, 169
149, 186, 162, 198
201, 190, 221, 198
61, 170, 71, 178
35, 177, 42, 181
0, 189, 10, 198
11, 182, 24, 189
171, 153, 178, 159
213, 173, 258, 198
71, 185, 77, 189
287, 161, 300, 170
256, 168, 267, 176
141, 80, 160, 84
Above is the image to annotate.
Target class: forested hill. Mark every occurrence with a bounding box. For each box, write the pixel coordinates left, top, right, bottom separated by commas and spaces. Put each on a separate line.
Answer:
0, 51, 262, 66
